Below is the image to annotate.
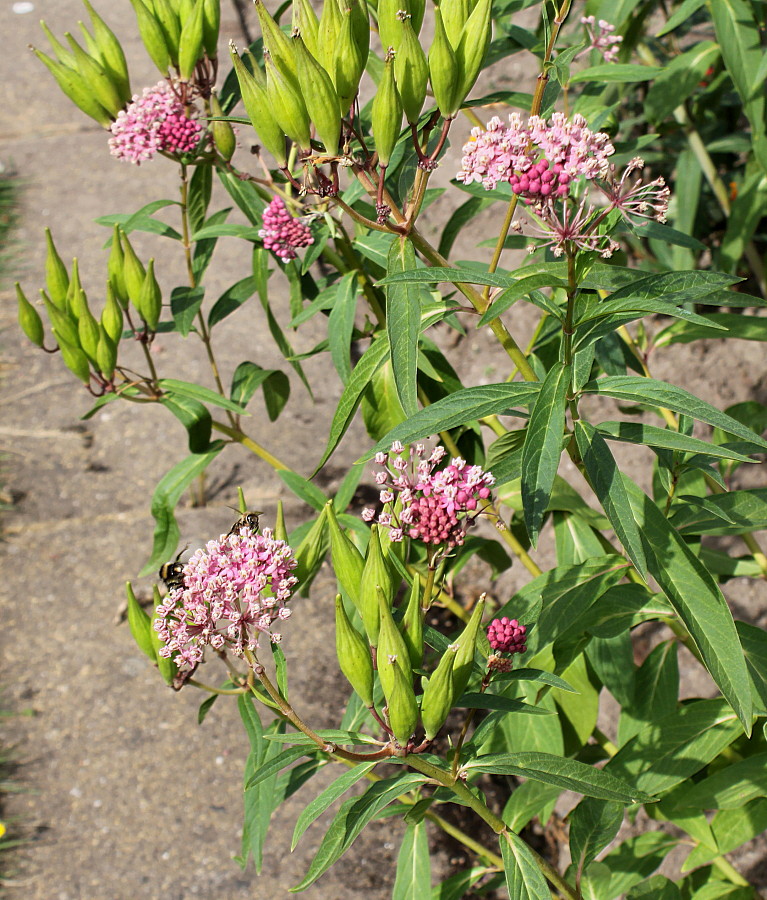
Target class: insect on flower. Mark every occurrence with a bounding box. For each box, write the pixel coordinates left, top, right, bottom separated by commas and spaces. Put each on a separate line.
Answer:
158, 547, 187, 592
227, 510, 264, 537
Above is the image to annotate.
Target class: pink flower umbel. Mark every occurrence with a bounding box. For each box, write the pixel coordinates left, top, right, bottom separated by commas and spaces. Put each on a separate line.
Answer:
109, 80, 203, 164
580, 16, 623, 63
154, 527, 298, 670
259, 196, 314, 263
362, 443, 495, 548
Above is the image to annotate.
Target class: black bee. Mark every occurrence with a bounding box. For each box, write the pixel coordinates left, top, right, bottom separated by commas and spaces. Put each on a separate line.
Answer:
159, 548, 187, 592
227, 510, 263, 537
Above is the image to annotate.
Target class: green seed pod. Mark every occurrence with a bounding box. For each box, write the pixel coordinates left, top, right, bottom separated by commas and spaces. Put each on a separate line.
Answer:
451, 594, 486, 698
96, 324, 117, 380
178, 0, 206, 80
455, 0, 492, 103
151, 0, 182, 67
398, 577, 423, 670
66, 259, 88, 320
31, 47, 114, 127
292, 505, 329, 590
335, 595, 374, 707
429, 6, 460, 118
292, 31, 341, 156
376, 585, 412, 701
317, 0, 344, 79
39, 20, 77, 67
128, 0, 171, 75
77, 306, 101, 363
108, 226, 129, 309
177, 0, 195, 22
376, 0, 402, 54
255, 0, 298, 84
229, 43, 287, 167
44, 228, 69, 310
101, 281, 124, 344
384, 655, 419, 747
326, 500, 365, 610
335, 8, 367, 116
138, 258, 162, 330
16, 284, 45, 348
440, 0, 471, 48
357, 526, 392, 647
274, 499, 289, 543
58, 334, 92, 384
265, 51, 312, 152
210, 92, 236, 160
81, 0, 132, 104
42, 290, 80, 350
348, 0, 371, 64
393, 13, 428, 124
292, 0, 320, 59
119, 230, 147, 310
420, 643, 458, 740
371, 50, 402, 166
409, 0, 425, 35
202, 0, 220, 59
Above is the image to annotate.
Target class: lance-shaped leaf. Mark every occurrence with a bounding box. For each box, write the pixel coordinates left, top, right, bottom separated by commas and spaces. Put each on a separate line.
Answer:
386, 237, 420, 417
568, 798, 623, 875
596, 420, 755, 463
393, 822, 431, 900
500, 830, 550, 900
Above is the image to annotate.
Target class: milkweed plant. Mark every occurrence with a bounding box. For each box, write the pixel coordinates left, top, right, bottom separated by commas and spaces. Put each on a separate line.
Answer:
17, 0, 767, 896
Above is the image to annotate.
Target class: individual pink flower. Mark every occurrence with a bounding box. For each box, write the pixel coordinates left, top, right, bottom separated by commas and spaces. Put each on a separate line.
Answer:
580, 16, 623, 64
363, 443, 494, 548
259, 196, 314, 263
109, 80, 203, 164
154, 527, 298, 670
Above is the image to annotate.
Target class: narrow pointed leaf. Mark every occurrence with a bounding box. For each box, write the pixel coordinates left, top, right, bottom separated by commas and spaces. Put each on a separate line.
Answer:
386, 238, 420, 417
393, 821, 431, 900
500, 830, 557, 900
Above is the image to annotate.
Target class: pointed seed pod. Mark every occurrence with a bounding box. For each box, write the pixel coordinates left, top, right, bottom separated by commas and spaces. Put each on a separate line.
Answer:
292, 31, 341, 156
334, 8, 367, 116
420, 643, 458, 740
393, 12, 428, 124
16, 284, 45, 348
39, 20, 77, 67
66, 259, 88, 320
210, 93, 236, 160
335, 595, 375, 707
119, 230, 146, 310
376, 0, 403, 55
409, 0, 425, 35
371, 49, 402, 166
42, 291, 80, 349
348, 0, 370, 60
202, 0, 220, 59
177, 0, 195, 22
398, 577, 423, 670
108, 226, 128, 309
357, 526, 393, 646
229, 43, 287, 167
178, 0, 206, 80
255, 0, 298, 84
455, 0, 492, 103
44, 228, 69, 310
451, 594, 486, 698
265, 51, 312, 152
151, 0, 182, 67
96, 324, 117, 380
326, 500, 365, 610
81, 0, 131, 103
137, 258, 162, 330
376, 585, 412, 701
385, 656, 419, 746
58, 334, 92, 384
31, 47, 113, 126
274, 499, 289, 543
77, 306, 101, 363
317, 0, 344, 79
292, 0, 320, 59
128, 0, 171, 75
441, 0, 471, 48
292, 505, 329, 590
429, 6, 460, 118
101, 281, 124, 344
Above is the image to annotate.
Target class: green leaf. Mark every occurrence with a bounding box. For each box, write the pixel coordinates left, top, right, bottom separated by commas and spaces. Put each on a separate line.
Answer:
169, 286, 205, 337
626, 875, 681, 899
521, 362, 570, 546
569, 63, 661, 84
231, 361, 283, 412
500, 830, 550, 900
439, 196, 495, 258
670, 490, 767, 535
197, 692, 219, 724
477, 273, 567, 327
645, 42, 720, 123
430, 867, 488, 900
582, 376, 767, 451
361, 360, 407, 440
159, 378, 247, 414
454, 693, 553, 716
291, 761, 378, 850
654, 313, 767, 347
207, 276, 258, 328
656, 0, 706, 36
313, 336, 390, 474
291, 773, 427, 891
623, 477, 752, 731
574, 421, 647, 578
125, 582, 154, 660
278, 471, 327, 512
494, 668, 578, 693
160, 395, 213, 453
587, 270, 740, 308
361, 382, 540, 460
246, 745, 318, 790
386, 238, 420, 417
329, 271, 359, 384
218, 168, 267, 224
193, 206, 231, 281
606, 698, 744, 796
139, 444, 224, 576
626, 220, 706, 250
379, 266, 519, 289
737, 621, 767, 713
617, 641, 679, 745
464, 752, 654, 803
672, 752, 767, 811
187, 164, 212, 234
569, 798, 624, 873
262, 729, 382, 745
393, 822, 431, 900
596, 421, 755, 463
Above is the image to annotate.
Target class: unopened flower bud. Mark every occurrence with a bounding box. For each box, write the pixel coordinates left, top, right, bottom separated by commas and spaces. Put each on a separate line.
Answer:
44, 228, 69, 310
335, 595, 374, 707
420, 643, 458, 740
16, 284, 45, 348
487, 616, 527, 655
385, 655, 418, 747
371, 50, 403, 167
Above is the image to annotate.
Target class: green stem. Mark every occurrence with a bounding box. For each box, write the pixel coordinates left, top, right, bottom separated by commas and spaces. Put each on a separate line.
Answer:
211, 420, 292, 471
187, 679, 247, 695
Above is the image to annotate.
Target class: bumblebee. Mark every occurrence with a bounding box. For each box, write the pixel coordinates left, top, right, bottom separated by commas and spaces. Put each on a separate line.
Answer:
227, 510, 263, 537
159, 548, 187, 592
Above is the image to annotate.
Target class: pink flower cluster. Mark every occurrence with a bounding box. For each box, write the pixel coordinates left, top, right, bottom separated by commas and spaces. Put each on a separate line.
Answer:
109, 80, 203, 164
259, 196, 314, 263
487, 617, 527, 655
581, 16, 623, 64
456, 112, 614, 195
362, 442, 494, 548
154, 527, 298, 670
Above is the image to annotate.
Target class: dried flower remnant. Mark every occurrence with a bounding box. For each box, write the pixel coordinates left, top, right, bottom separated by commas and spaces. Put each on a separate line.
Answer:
601, 157, 671, 225
154, 527, 298, 670
259, 196, 314, 263
362, 442, 495, 548
580, 16, 623, 63
109, 80, 203, 164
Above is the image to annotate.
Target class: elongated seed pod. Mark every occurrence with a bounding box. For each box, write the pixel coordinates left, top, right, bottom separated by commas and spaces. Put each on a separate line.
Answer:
440, 0, 471, 48
77, 306, 101, 363
335, 595, 374, 707
66, 258, 88, 320
292, 31, 341, 156
376, 0, 402, 54
128, 0, 171, 75
42, 291, 80, 350
409, 0, 425, 35
101, 281, 124, 344
292, 0, 320, 59
16, 284, 45, 348
429, 6, 460, 118
348, 0, 370, 60
420, 644, 458, 740
81, 0, 131, 103
151, 0, 182, 67
265, 51, 312, 152
202, 0, 220, 59
31, 47, 113, 126
177, 0, 195, 22
393, 13, 428, 124
96, 324, 117, 380
255, 0, 298, 84
316, 0, 344, 80
451, 595, 486, 698
210, 93, 236, 159
326, 500, 365, 611
376, 585, 412, 702
65, 31, 124, 115
385, 656, 418, 747
398, 577, 423, 670
454, 0, 492, 103
371, 50, 402, 166
58, 335, 92, 384
44, 228, 69, 310
335, 8, 367, 116
39, 20, 77, 67
137, 258, 162, 330
229, 43, 287, 166
357, 526, 393, 646
178, 0, 205, 80
120, 230, 146, 311
108, 225, 128, 309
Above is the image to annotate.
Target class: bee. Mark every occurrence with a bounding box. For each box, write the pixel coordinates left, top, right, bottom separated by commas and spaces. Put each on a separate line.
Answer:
227, 510, 264, 537
159, 547, 187, 592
